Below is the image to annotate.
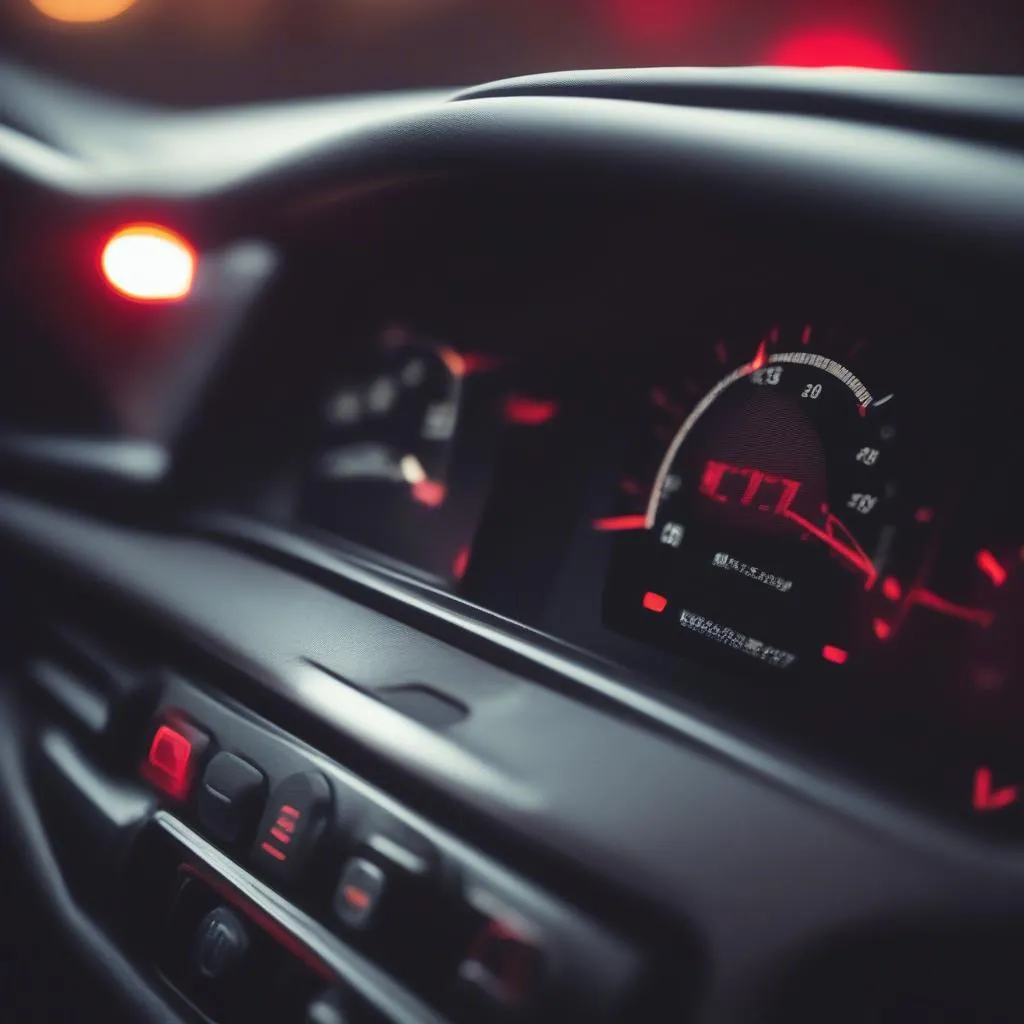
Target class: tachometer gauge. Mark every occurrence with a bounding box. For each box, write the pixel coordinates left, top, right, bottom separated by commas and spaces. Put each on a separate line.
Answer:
601, 322, 942, 671
298, 325, 500, 583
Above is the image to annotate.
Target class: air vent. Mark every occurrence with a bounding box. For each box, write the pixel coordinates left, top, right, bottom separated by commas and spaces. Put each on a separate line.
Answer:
22, 618, 157, 760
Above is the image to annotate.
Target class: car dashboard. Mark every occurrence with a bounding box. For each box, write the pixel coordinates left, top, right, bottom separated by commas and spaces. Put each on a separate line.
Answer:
2, 61, 1024, 1024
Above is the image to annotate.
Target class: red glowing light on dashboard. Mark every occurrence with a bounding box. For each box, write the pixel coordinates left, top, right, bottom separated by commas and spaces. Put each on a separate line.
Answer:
822, 645, 848, 665
642, 591, 668, 613
504, 396, 559, 426
882, 577, 902, 601
914, 507, 934, 524
751, 341, 768, 371
973, 766, 1019, 813
411, 479, 447, 508
452, 546, 470, 580
698, 459, 876, 586
766, 28, 906, 70
976, 549, 1008, 587
699, 460, 802, 516
593, 514, 648, 532
101, 224, 196, 302
872, 618, 892, 640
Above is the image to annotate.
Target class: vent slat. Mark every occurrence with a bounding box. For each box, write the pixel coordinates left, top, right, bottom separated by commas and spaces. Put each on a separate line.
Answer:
26, 658, 110, 735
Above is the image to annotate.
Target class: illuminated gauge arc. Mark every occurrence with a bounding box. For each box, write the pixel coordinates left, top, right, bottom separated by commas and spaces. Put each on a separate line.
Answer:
644, 349, 874, 527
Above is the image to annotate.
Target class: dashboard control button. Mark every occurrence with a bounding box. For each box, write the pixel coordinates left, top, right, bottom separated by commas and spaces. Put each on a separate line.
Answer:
332, 857, 386, 930
250, 771, 332, 885
193, 906, 250, 982
198, 751, 266, 844
141, 718, 209, 800
364, 820, 436, 879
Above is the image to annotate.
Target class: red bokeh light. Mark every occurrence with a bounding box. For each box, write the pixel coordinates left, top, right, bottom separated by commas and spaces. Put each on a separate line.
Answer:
767, 28, 906, 70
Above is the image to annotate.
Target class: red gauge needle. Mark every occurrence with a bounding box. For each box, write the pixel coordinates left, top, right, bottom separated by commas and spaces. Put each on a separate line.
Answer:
904, 587, 994, 628
782, 507, 879, 589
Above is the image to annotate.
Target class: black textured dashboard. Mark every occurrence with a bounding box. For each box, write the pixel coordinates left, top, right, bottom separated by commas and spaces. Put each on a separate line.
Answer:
3, 60, 1024, 1024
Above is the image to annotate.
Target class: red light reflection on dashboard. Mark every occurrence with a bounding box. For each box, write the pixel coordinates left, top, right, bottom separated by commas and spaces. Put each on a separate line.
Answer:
976, 549, 1008, 587
452, 546, 470, 580
766, 28, 906, 70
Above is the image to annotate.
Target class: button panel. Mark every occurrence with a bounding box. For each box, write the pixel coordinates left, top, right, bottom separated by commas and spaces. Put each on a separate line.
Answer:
131, 675, 662, 1024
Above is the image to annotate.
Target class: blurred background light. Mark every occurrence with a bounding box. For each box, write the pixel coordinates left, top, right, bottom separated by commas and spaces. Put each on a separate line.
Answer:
30, 0, 138, 24
766, 27, 906, 69
101, 225, 196, 302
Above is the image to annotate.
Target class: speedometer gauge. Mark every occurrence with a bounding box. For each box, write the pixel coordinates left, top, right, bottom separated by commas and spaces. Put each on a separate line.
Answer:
602, 322, 938, 671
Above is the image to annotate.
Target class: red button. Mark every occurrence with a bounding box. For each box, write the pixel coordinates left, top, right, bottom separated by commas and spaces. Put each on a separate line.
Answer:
142, 720, 208, 799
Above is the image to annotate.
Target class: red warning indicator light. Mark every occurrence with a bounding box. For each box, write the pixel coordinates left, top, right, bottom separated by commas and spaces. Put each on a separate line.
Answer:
101, 224, 196, 302
504, 395, 558, 426
642, 591, 668, 613
882, 577, 902, 601
976, 550, 1008, 587
593, 514, 648, 532
821, 645, 848, 665
872, 618, 893, 640
142, 722, 206, 800
973, 766, 1019, 813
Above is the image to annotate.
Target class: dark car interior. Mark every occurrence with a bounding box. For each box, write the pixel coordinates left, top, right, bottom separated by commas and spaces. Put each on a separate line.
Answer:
4, 3, 1024, 1022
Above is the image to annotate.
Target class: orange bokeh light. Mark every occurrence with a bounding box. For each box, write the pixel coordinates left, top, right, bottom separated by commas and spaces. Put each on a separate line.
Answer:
101, 224, 196, 302
30, 0, 138, 24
